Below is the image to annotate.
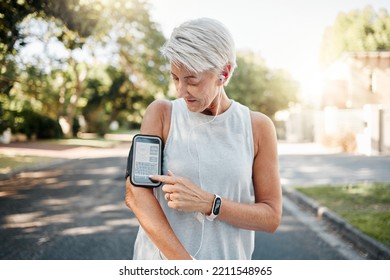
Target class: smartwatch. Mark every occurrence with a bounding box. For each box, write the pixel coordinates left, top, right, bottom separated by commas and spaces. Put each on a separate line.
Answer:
206, 194, 222, 221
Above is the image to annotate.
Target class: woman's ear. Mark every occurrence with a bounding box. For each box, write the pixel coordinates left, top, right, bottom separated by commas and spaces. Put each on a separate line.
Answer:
224, 64, 232, 76
219, 64, 232, 85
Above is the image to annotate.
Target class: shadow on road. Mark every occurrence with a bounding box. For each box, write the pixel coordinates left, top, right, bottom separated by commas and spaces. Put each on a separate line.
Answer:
0, 157, 138, 260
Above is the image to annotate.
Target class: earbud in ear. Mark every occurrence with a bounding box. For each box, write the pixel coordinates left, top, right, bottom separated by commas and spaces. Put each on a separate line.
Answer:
218, 75, 225, 81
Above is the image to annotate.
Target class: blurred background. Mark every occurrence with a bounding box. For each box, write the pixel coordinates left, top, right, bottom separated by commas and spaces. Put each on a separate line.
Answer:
1, 0, 390, 155
1, 0, 390, 261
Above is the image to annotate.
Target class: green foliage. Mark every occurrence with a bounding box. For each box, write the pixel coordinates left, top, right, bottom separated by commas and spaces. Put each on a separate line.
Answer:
0, 0, 100, 57
320, 5, 390, 66
0, 58, 18, 98
12, 109, 63, 139
227, 52, 299, 119
0, 0, 41, 58
1, 0, 101, 138
0, 0, 100, 100
0, 93, 13, 134
80, 0, 170, 134
1, 0, 169, 138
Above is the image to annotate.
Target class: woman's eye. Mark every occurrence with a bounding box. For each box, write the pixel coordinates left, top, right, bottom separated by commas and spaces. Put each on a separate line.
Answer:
187, 79, 199, 86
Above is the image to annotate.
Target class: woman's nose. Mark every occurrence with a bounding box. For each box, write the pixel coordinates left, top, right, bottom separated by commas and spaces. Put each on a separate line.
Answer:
176, 81, 187, 98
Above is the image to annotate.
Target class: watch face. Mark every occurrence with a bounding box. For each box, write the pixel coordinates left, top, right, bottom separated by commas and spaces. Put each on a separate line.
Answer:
213, 197, 222, 215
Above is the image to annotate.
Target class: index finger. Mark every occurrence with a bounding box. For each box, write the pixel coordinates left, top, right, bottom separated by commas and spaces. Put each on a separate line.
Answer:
149, 174, 177, 185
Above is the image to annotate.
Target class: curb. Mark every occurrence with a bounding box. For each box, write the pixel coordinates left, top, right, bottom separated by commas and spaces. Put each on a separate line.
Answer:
283, 186, 390, 260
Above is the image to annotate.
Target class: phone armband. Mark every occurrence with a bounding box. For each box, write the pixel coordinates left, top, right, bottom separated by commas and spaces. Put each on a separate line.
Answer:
125, 134, 163, 188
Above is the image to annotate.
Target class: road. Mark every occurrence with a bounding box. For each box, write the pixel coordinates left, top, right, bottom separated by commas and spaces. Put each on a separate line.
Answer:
0, 143, 389, 259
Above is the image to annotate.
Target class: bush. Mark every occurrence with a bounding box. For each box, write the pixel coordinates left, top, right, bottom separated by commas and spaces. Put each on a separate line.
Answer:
37, 114, 63, 139
12, 110, 63, 139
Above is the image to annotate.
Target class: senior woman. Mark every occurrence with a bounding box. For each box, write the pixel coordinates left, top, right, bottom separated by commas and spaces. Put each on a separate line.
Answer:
125, 17, 282, 260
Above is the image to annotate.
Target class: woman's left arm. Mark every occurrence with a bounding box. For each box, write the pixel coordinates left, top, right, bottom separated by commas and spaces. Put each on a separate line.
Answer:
216, 111, 282, 232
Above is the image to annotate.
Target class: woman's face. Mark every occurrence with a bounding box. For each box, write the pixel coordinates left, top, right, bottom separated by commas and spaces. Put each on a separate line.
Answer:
170, 63, 222, 115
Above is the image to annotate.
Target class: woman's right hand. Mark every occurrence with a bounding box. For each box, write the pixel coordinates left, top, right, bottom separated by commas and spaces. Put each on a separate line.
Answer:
150, 170, 215, 215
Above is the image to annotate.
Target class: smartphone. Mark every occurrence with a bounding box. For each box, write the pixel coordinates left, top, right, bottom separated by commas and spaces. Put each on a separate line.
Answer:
128, 134, 163, 188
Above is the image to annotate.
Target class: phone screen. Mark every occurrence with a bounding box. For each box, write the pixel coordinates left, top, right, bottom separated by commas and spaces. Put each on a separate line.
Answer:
130, 135, 162, 187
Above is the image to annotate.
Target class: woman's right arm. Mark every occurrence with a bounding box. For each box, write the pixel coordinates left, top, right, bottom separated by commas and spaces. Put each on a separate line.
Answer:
125, 99, 192, 260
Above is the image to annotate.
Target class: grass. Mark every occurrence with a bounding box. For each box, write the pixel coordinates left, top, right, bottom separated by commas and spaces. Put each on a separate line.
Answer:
296, 183, 390, 248
0, 154, 53, 174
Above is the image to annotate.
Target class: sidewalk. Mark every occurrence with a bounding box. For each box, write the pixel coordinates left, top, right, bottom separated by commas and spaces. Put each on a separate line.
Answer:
278, 142, 342, 155
0, 141, 131, 180
0, 141, 131, 159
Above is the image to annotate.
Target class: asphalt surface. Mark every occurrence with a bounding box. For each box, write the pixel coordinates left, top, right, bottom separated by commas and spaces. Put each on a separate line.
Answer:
0, 142, 389, 260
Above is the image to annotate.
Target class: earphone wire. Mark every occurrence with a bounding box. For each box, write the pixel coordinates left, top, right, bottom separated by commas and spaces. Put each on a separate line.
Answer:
187, 88, 222, 162
186, 87, 222, 258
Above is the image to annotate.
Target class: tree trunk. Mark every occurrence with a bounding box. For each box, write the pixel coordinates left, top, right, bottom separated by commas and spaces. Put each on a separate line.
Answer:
64, 59, 86, 138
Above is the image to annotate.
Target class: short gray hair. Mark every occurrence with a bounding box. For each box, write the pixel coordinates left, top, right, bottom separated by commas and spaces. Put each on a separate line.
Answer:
160, 18, 237, 81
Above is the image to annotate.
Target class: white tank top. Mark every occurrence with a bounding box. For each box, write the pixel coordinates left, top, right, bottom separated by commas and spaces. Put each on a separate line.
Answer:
133, 98, 255, 259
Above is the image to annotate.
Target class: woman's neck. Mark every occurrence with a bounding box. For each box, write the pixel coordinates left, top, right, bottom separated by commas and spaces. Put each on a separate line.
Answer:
201, 90, 231, 116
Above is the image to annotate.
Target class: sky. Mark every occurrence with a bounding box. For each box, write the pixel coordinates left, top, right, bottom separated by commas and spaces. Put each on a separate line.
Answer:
147, 0, 390, 103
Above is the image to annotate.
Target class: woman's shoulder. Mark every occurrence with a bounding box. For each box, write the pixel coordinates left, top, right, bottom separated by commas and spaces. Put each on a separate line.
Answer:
147, 98, 172, 112
250, 111, 274, 130
249, 110, 277, 154
145, 99, 173, 123
141, 99, 172, 140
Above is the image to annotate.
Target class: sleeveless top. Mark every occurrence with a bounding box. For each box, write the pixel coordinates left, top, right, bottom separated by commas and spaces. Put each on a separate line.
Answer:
132, 98, 255, 259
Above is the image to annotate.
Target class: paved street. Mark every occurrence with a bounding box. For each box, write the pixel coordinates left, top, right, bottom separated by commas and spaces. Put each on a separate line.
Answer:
0, 142, 389, 259
279, 154, 390, 187
0, 156, 135, 259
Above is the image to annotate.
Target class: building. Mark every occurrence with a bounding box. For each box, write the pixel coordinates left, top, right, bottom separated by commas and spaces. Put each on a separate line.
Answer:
322, 51, 390, 109
281, 51, 390, 154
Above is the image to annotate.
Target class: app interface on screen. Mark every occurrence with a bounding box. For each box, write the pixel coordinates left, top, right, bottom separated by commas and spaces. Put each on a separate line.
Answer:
134, 142, 159, 179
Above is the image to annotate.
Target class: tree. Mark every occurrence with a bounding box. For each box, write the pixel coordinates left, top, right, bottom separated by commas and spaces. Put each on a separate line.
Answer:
82, 0, 170, 134
0, 0, 100, 94
0, 0, 100, 136
226, 51, 299, 119
1, 0, 169, 137
320, 5, 390, 66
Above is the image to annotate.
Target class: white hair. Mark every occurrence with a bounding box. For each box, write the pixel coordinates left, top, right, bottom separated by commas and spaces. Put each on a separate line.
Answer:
160, 17, 237, 83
